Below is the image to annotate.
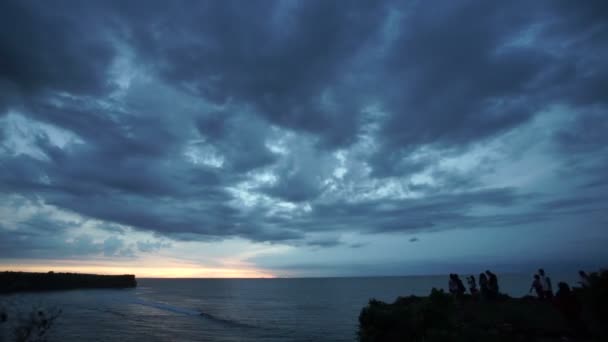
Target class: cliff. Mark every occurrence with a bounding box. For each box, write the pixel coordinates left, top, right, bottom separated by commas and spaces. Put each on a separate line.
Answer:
0, 271, 137, 293
358, 291, 575, 341
359, 270, 608, 342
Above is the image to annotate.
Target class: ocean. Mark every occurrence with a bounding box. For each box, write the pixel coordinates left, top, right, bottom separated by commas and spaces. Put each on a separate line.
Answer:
0, 273, 579, 341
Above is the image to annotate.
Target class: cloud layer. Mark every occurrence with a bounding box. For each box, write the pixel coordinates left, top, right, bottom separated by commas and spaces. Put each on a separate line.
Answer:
1, 0, 607, 272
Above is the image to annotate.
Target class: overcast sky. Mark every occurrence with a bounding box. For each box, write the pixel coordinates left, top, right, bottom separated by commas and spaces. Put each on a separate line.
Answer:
1, 0, 607, 277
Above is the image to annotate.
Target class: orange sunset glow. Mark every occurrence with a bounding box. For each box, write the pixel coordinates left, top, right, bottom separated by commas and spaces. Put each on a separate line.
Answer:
0, 260, 275, 278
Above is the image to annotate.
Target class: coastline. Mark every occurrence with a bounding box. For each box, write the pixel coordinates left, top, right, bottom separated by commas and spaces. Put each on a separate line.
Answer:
0, 271, 137, 294
358, 271, 608, 342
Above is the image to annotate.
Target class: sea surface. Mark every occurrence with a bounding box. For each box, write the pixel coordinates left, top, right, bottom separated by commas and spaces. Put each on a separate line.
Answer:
0, 274, 579, 341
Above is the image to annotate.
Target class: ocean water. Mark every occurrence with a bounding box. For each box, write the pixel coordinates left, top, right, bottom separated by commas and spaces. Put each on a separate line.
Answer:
0, 274, 578, 341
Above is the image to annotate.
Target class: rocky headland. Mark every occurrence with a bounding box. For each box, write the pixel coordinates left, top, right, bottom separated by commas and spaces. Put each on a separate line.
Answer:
0, 271, 137, 294
358, 270, 608, 342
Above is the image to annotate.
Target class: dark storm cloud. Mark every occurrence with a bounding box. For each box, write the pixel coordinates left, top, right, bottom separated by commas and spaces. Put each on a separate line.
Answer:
305, 237, 342, 248
0, 140, 300, 244
1, 0, 607, 261
264, 179, 325, 203
369, 0, 608, 177
378, 2, 543, 148
542, 197, 601, 211
196, 113, 277, 172
260, 151, 331, 203
137, 240, 172, 253
554, 112, 608, 154
118, 0, 389, 148
0, 217, 132, 259
0, 0, 115, 108
552, 109, 608, 196
264, 187, 531, 235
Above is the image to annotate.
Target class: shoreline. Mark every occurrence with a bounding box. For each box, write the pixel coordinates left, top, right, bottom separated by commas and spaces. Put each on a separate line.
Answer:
0, 271, 137, 294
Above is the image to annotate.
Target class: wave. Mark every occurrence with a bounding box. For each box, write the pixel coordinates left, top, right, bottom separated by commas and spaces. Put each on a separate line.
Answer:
197, 311, 257, 329
133, 298, 200, 316
133, 298, 257, 329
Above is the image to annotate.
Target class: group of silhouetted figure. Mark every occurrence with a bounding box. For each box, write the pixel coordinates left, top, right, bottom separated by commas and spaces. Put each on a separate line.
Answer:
448, 268, 593, 302
528, 269, 594, 300
448, 268, 597, 337
529, 268, 554, 299
448, 270, 500, 299
529, 269, 597, 336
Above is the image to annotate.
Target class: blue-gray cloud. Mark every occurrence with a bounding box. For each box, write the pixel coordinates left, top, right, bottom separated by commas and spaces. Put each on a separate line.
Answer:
0, 0, 607, 264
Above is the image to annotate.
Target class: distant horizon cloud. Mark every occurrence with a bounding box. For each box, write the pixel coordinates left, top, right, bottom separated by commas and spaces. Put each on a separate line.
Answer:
1, 0, 607, 277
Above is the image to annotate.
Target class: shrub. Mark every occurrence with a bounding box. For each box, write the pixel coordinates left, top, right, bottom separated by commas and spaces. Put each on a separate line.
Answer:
0, 304, 61, 342
577, 269, 608, 338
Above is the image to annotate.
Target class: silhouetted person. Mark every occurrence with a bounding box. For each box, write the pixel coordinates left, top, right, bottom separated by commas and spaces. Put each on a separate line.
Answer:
538, 269, 553, 299
554, 282, 587, 337
578, 270, 591, 288
485, 270, 499, 299
529, 274, 544, 299
448, 274, 459, 295
479, 273, 489, 299
455, 274, 466, 296
467, 275, 478, 295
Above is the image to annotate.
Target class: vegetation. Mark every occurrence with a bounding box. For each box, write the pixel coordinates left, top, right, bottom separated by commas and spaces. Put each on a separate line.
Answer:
577, 269, 608, 339
0, 271, 136, 341
359, 269, 608, 342
0, 305, 61, 342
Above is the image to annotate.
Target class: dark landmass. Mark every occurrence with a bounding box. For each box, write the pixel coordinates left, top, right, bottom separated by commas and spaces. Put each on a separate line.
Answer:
0, 271, 137, 294
359, 270, 608, 342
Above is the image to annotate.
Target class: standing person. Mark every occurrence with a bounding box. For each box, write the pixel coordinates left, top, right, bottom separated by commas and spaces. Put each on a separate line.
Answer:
455, 274, 466, 296
538, 269, 553, 299
486, 270, 499, 299
467, 275, 478, 295
529, 274, 544, 299
448, 274, 459, 295
479, 273, 489, 299
578, 270, 591, 288
554, 282, 586, 336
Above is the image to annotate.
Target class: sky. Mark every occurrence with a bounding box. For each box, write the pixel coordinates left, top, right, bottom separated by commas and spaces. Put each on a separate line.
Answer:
1, 0, 607, 278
